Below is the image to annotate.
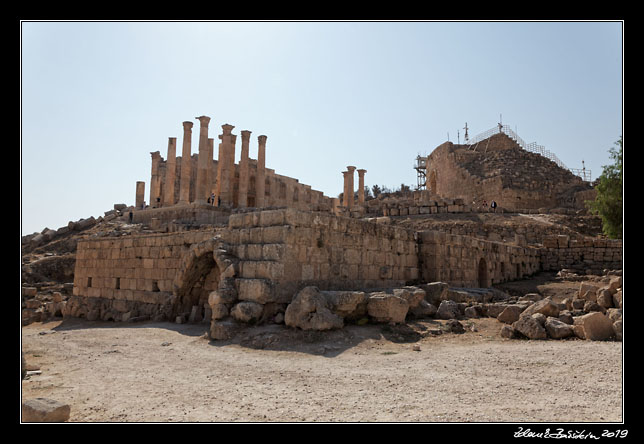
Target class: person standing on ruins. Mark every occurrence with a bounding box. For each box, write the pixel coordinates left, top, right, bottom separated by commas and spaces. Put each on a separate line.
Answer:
491, 200, 497, 213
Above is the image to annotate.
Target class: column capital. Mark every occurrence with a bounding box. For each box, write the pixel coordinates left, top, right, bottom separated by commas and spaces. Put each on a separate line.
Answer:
346, 165, 356, 172
168, 137, 177, 143
241, 130, 252, 140
258, 135, 268, 145
222, 124, 235, 135
182, 121, 194, 130
195, 115, 211, 127
357, 168, 367, 175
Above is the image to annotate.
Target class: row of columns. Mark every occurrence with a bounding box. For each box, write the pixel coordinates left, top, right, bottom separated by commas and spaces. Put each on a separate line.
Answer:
342, 166, 367, 208
144, 116, 268, 209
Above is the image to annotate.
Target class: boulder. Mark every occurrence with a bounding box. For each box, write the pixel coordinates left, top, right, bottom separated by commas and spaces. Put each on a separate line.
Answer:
596, 288, 614, 309
446, 319, 465, 334
22, 398, 70, 422
500, 324, 516, 339
464, 305, 481, 318
558, 310, 574, 325
324, 290, 367, 319
285, 287, 344, 330
520, 298, 559, 319
420, 282, 448, 306
612, 290, 622, 309
408, 300, 437, 318
435, 300, 460, 320
574, 312, 615, 341
583, 300, 605, 314
230, 301, 263, 324
485, 303, 509, 319
396, 287, 426, 309
544, 317, 573, 339
497, 305, 525, 324
579, 282, 600, 301
613, 320, 622, 341
366, 292, 409, 324
512, 314, 547, 339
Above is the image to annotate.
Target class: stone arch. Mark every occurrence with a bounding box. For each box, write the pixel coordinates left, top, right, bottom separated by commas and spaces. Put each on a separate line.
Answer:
478, 257, 489, 288
173, 237, 238, 321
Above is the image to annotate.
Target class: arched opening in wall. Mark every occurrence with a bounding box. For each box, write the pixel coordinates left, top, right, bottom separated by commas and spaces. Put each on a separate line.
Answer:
478, 258, 489, 288
174, 252, 220, 322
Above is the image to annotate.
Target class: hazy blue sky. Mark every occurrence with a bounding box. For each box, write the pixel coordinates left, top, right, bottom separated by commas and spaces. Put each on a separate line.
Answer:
21, 21, 623, 235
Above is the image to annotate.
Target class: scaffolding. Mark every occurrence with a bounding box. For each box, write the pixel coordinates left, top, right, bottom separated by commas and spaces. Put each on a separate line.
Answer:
414, 155, 427, 190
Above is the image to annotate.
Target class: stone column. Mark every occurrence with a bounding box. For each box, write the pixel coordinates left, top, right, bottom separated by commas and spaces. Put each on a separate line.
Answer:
217, 124, 235, 206
135, 181, 145, 209
256, 135, 267, 208
150, 151, 162, 208
206, 138, 214, 200
342, 170, 350, 207
178, 121, 193, 204
163, 137, 177, 206
346, 166, 356, 208
357, 168, 367, 205
238, 130, 252, 208
194, 116, 211, 205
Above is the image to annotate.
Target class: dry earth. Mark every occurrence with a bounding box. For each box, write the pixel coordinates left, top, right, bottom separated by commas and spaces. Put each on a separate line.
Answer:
21, 311, 623, 423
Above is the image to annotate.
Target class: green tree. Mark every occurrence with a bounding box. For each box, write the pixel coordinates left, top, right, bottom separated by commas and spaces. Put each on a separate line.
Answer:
587, 137, 622, 239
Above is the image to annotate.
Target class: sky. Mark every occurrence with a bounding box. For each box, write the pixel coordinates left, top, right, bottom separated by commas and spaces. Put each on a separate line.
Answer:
20, 21, 623, 235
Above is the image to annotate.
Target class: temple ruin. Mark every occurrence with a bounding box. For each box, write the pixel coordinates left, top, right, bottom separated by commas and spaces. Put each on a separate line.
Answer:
22, 116, 622, 340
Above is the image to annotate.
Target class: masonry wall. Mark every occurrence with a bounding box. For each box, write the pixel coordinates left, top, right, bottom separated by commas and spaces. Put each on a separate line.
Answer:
539, 235, 622, 274
417, 230, 541, 288
68, 230, 219, 322
223, 209, 419, 304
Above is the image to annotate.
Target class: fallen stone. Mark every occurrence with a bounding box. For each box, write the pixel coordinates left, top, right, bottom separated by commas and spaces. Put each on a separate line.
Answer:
408, 299, 437, 318
420, 282, 448, 306
544, 317, 573, 339
520, 298, 559, 319
579, 282, 600, 301
512, 314, 547, 339
324, 290, 367, 319
596, 288, 614, 309
583, 300, 605, 314
230, 301, 263, 324
497, 305, 524, 324
22, 398, 70, 422
285, 287, 344, 330
446, 319, 465, 334
612, 290, 622, 309
436, 300, 460, 320
574, 312, 615, 341
500, 325, 516, 339
366, 292, 409, 324
613, 320, 622, 341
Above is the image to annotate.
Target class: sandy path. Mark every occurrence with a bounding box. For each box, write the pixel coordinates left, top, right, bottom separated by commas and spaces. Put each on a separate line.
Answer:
21, 317, 622, 423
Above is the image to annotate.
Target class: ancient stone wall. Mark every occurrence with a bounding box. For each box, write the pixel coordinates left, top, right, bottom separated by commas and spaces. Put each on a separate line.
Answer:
223, 208, 419, 301
539, 235, 622, 274
417, 230, 541, 288
68, 230, 221, 322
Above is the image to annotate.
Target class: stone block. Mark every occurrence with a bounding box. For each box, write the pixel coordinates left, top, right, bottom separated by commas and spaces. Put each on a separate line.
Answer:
237, 278, 275, 304
367, 292, 408, 324
22, 398, 70, 422
574, 312, 615, 341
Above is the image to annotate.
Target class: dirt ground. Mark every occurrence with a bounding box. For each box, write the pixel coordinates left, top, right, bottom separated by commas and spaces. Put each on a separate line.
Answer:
21, 305, 623, 423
